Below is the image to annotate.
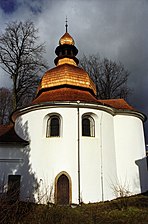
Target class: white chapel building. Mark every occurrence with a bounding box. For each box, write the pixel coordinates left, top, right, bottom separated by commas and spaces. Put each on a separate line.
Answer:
0, 28, 148, 205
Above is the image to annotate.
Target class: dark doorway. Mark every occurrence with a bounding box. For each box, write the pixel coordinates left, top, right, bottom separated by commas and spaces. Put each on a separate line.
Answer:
57, 174, 69, 205
7, 175, 21, 201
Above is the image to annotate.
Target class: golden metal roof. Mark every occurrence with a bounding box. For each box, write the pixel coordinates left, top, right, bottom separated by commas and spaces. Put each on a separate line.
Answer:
59, 32, 75, 45
37, 64, 96, 95
57, 58, 77, 66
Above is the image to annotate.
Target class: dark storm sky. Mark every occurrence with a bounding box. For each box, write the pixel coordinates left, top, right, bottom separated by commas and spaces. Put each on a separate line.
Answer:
0, 0, 148, 143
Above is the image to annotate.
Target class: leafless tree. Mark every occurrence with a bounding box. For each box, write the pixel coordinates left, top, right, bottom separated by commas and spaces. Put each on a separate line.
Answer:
80, 55, 131, 99
0, 20, 48, 110
0, 88, 13, 124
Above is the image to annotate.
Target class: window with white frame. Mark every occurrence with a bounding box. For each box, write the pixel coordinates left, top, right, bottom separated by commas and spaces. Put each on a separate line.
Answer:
82, 115, 95, 137
46, 115, 60, 137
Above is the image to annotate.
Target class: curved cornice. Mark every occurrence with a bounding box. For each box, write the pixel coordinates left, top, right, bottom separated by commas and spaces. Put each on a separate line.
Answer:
12, 101, 146, 123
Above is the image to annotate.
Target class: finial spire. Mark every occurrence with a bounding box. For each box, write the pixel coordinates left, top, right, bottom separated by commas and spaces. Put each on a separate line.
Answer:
65, 16, 68, 32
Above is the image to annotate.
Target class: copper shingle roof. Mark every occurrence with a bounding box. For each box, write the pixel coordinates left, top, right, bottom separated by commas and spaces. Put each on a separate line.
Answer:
33, 87, 134, 111
37, 64, 97, 96
98, 99, 134, 110
0, 125, 28, 144
33, 87, 98, 104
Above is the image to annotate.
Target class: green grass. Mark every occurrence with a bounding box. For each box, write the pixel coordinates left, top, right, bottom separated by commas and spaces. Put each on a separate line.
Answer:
1, 194, 148, 224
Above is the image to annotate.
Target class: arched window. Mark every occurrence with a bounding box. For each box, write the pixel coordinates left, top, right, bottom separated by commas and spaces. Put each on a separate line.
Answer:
82, 115, 95, 137
46, 115, 60, 137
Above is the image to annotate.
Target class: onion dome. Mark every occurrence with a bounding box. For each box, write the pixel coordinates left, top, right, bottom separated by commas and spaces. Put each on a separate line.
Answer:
59, 32, 75, 45
34, 22, 97, 103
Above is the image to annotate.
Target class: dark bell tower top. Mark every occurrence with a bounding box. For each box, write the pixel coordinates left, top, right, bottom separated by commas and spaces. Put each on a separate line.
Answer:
54, 21, 79, 66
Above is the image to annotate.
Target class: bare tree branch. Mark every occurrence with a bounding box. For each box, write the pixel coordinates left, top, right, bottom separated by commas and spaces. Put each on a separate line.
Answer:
0, 20, 48, 110
79, 54, 132, 100
0, 88, 13, 124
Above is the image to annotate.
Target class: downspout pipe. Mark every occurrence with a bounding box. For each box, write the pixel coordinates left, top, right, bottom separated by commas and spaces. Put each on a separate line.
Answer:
100, 113, 104, 201
77, 101, 81, 204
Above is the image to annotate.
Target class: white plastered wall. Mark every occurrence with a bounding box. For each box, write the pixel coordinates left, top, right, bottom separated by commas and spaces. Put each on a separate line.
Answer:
15, 107, 79, 203
78, 108, 117, 203
12, 105, 148, 203
15, 106, 117, 203
114, 114, 148, 195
